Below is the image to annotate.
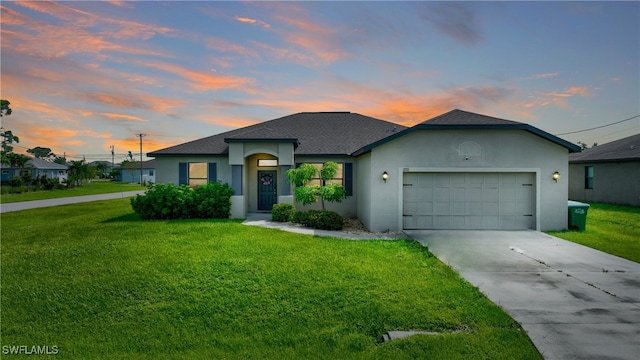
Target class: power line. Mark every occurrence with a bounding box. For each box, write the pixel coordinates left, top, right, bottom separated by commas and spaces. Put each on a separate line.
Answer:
556, 114, 640, 136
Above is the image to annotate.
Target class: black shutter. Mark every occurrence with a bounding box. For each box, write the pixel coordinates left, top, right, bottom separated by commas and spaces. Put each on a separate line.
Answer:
344, 162, 353, 196
208, 163, 217, 182
178, 163, 187, 185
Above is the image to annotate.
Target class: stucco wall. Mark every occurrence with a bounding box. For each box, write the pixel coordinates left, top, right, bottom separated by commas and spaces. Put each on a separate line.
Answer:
356, 152, 372, 229
569, 161, 640, 206
361, 129, 571, 232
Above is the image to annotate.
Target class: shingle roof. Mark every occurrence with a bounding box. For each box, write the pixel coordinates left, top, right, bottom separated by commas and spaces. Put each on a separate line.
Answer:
27, 158, 68, 170
569, 134, 640, 163
149, 112, 406, 157
420, 109, 522, 126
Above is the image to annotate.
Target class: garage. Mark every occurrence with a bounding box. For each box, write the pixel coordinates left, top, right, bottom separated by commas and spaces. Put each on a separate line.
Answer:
402, 172, 536, 230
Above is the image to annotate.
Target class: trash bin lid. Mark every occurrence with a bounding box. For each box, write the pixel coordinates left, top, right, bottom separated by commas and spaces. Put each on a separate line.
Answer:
568, 200, 590, 208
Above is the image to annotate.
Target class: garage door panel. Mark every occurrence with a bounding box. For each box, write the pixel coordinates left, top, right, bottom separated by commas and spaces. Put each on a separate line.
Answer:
435, 202, 450, 215
451, 188, 465, 201
403, 202, 417, 213
433, 216, 450, 229
466, 202, 482, 215
482, 216, 499, 229
482, 202, 499, 215
499, 187, 517, 202
482, 187, 499, 201
501, 202, 517, 214
484, 174, 499, 184
465, 187, 482, 202
451, 202, 465, 215
466, 216, 482, 228
435, 187, 449, 201
403, 172, 536, 230
417, 189, 433, 202
417, 202, 433, 215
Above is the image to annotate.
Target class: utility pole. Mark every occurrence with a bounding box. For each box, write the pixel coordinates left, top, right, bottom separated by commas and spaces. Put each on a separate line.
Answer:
137, 134, 146, 185
110, 145, 114, 172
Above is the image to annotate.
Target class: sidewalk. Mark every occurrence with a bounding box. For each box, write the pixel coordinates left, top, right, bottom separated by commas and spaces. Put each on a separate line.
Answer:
242, 212, 409, 240
0, 190, 145, 213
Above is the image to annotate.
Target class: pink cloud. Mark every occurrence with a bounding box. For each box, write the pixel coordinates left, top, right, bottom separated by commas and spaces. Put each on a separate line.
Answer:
235, 16, 271, 28
139, 61, 255, 93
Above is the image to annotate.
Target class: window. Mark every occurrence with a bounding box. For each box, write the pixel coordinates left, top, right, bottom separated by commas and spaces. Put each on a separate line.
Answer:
294, 162, 353, 196
1, 170, 9, 175
585, 166, 594, 189
149, 170, 154, 176
189, 163, 208, 187
178, 162, 217, 187
258, 159, 278, 167
302, 163, 344, 186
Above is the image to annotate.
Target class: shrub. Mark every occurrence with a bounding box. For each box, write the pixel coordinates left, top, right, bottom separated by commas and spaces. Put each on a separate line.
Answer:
292, 210, 344, 230
131, 182, 234, 220
271, 203, 296, 222
8, 176, 23, 188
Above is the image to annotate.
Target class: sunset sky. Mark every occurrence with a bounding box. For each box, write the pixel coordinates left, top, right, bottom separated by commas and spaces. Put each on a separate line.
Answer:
1, 1, 638, 163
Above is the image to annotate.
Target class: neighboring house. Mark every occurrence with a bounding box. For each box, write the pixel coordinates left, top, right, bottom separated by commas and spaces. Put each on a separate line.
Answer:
149, 109, 580, 232
117, 160, 156, 184
568, 134, 640, 206
1, 157, 68, 183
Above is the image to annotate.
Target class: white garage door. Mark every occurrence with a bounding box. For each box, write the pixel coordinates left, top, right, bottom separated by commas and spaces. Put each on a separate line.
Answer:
403, 172, 536, 230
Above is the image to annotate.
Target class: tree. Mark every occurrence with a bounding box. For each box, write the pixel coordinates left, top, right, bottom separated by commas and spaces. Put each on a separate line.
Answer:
577, 141, 598, 150
1, 99, 11, 117
67, 160, 89, 187
285, 162, 348, 210
1, 130, 20, 165
27, 146, 56, 160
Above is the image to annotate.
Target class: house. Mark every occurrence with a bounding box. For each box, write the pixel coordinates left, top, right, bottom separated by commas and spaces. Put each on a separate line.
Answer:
1, 157, 68, 183
116, 159, 156, 184
568, 134, 640, 206
149, 109, 580, 232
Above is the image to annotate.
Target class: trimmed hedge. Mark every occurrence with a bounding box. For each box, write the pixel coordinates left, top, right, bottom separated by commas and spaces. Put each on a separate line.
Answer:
131, 182, 234, 220
271, 203, 296, 222
292, 210, 344, 231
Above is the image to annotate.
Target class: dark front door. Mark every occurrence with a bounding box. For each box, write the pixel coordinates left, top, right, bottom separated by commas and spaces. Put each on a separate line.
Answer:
258, 170, 277, 211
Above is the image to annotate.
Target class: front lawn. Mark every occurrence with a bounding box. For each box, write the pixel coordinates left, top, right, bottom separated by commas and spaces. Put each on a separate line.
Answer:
0, 180, 145, 204
547, 202, 640, 263
1, 199, 540, 359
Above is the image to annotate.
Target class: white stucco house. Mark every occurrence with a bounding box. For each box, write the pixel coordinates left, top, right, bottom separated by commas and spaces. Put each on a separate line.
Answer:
148, 109, 580, 232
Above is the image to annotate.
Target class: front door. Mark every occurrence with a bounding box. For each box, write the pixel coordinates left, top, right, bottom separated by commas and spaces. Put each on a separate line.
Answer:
258, 170, 277, 211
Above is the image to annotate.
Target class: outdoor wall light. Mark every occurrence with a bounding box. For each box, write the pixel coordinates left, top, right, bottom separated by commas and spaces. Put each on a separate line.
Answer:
552, 171, 560, 182
382, 171, 389, 182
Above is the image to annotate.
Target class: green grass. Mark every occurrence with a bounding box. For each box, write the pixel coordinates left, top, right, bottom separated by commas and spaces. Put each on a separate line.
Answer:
547, 202, 640, 263
1, 199, 540, 359
0, 180, 145, 203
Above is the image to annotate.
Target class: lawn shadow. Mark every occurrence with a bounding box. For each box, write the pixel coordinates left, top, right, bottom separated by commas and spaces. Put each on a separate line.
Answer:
102, 212, 143, 223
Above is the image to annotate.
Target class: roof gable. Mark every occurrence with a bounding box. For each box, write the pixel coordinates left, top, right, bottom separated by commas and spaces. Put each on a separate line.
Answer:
569, 134, 640, 163
149, 112, 406, 157
353, 109, 581, 155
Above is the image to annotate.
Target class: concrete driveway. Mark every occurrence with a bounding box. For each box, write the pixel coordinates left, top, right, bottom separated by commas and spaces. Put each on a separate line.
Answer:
405, 230, 640, 360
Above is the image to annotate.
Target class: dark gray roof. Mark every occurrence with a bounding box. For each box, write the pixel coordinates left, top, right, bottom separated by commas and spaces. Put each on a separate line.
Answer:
149, 112, 406, 157
569, 134, 640, 163
353, 109, 581, 155
420, 109, 522, 125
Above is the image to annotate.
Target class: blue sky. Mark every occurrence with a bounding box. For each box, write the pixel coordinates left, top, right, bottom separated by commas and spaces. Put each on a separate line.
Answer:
1, 1, 638, 162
